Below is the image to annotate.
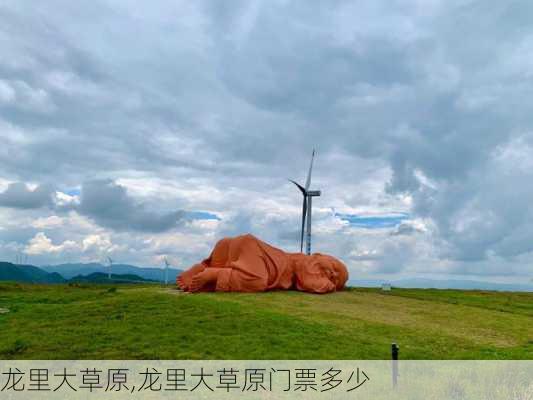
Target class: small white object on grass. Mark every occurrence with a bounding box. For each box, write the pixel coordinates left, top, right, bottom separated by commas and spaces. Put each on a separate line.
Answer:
382, 283, 392, 291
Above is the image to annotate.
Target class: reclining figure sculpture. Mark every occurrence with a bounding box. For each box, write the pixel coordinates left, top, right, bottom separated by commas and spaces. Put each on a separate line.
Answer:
177, 234, 348, 294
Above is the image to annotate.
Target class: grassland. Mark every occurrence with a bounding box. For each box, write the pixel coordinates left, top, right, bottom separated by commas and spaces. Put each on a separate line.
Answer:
0, 282, 531, 359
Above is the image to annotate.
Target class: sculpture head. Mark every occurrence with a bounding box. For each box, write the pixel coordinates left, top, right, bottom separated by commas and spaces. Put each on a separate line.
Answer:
311, 253, 349, 290
289, 252, 349, 291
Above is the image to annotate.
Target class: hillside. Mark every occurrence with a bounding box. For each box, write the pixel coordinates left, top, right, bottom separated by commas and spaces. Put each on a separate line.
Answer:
351, 278, 533, 292
42, 263, 183, 282
0, 283, 531, 359
0, 261, 183, 284
69, 272, 156, 284
0, 262, 65, 283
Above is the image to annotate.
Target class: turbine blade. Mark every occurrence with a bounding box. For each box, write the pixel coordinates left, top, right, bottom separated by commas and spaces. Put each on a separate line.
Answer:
289, 179, 307, 195
304, 149, 315, 191
300, 196, 307, 253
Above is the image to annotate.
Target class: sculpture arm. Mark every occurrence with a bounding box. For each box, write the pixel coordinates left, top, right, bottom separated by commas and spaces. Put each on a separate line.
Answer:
296, 276, 336, 294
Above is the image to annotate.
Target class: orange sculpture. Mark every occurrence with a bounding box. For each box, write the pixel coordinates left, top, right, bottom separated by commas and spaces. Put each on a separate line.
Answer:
177, 234, 349, 294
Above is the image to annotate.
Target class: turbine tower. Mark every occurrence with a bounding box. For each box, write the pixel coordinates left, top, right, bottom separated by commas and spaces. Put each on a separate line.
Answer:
163, 257, 170, 285
107, 256, 113, 280
290, 149, 321, 255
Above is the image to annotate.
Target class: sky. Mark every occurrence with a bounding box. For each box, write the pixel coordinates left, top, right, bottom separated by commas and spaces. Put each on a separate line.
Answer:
0, 0, 532, 284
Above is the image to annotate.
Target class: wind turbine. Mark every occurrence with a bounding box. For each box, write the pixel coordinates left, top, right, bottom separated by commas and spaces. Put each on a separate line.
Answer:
290, 149, 321, 255
163, 257, 170, 285
107, 256, 113, 280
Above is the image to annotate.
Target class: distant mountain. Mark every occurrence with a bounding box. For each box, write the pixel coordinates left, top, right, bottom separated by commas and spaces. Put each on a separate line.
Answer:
350, 278, 533, 292
0, 262, 65, 284
7, 260, 529, 292
42, 263, 183, 282
0, 260, 180, 285
69, 272, 156, 284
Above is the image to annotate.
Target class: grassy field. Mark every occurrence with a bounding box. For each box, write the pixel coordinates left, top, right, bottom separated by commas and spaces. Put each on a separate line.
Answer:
0, 282, 531, 359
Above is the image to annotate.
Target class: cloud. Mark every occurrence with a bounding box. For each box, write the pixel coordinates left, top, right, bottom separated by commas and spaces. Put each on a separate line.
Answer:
0, 78, 54, 113
31, 215, 64, 229
81, 234, 118, 254
24, 232, 78, 255
0, 1, 532, 282
0, 182, 54, 209
74, 180, 185, 233
75, 179, 218, 233
390, 220, 427, 236
55, 191, 80, 207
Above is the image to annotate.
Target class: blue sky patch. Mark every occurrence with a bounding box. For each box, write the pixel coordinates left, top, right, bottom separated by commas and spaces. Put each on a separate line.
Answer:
335, 212, 408, 228
65, 188, 81, 196
187, 211, 221, 221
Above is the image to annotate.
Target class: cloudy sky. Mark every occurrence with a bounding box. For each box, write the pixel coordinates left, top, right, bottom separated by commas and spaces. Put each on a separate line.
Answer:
1, 0, 532, 283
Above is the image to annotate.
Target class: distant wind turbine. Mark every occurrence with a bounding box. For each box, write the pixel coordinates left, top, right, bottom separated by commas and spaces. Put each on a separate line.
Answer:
289, 149, 321, 255
15, 252, 26, 265
163, 257, 170, 285
107, 256, 113, 280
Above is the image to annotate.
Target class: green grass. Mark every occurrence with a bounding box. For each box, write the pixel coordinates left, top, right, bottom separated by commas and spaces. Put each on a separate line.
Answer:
0, 282, 531, 359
